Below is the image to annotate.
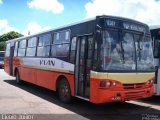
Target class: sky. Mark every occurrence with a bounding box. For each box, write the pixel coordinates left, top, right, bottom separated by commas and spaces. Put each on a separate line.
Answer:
0, 0, 160, 36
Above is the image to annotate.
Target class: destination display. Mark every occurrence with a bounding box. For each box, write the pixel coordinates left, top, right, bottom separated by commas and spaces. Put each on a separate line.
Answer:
104, 18, 149, 33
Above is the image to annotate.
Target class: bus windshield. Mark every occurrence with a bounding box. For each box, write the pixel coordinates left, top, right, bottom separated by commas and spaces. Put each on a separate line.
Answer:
100, 30, 154, 71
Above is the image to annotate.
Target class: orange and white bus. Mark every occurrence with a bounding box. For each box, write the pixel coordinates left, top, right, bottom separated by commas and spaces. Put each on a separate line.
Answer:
4, 15, 155, 104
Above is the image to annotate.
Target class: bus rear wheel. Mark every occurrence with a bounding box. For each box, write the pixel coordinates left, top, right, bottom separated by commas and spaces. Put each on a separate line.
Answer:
15, 71, 23, 85
58, 78, 72, 103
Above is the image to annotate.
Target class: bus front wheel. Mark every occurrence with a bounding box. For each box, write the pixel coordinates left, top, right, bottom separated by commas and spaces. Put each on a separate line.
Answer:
58, 78, 72, 103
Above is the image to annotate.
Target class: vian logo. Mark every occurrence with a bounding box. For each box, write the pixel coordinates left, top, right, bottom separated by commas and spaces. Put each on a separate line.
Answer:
40, 59, 55, 66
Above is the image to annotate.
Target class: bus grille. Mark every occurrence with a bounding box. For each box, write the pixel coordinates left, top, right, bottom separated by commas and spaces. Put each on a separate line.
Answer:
123, 83, 145, 90
124, 90, 146, 100
123, 83, 148, 100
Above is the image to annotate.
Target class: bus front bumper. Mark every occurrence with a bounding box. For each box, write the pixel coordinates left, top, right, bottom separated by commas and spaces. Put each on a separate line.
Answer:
90, 86, 154, 104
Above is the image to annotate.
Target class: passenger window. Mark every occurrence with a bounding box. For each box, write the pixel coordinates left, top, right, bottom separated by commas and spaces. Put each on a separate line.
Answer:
37, 46, 50, 57
14, 42, 18, 56
5, 43, 10, 57
28, 37, 37, 47
18, 40, 26, 57
51, 44, 69, 57
38, 34, 51, 46
54, 30, 70, 44
37, 33, 51, 57
51, 30, 70, 57
26, 37, 37, 57
19, 40, 26, 48
18, 49, 26, 57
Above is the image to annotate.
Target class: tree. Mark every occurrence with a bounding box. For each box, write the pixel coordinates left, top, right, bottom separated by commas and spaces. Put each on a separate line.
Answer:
0, 42, 6, 51
0, 31, 23, 51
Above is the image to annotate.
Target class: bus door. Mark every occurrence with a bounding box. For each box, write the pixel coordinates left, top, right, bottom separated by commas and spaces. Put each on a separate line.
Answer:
75, 35, 93, 99
9, 46, 14, 75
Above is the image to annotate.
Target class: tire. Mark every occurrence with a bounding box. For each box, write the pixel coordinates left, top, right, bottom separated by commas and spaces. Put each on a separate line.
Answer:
58, 78, 72, 103
15, 71, 23, 85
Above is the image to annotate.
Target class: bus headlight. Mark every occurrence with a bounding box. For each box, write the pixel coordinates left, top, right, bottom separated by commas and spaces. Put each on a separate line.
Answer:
146, 80, 153, 86
107, 81, 111, 86
151, 80, 153, 83
99, 80, 118, 88
113, 82, 117, 86
147, 80, 151, 84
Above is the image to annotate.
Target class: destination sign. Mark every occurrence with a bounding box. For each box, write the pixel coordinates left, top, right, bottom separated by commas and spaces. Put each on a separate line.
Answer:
104, 18, 148, 33
123, 22, 146, 32
106, 20, 116, 27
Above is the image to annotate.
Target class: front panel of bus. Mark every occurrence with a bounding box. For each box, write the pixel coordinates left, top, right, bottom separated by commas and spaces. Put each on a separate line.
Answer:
90, 17, 155, 103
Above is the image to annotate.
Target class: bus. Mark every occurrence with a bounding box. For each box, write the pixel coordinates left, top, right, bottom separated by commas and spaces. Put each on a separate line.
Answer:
4, 15, 155, 104
150, 26, 160, 95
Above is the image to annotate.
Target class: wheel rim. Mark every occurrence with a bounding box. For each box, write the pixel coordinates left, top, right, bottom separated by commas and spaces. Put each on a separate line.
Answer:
60, 83, 69, 98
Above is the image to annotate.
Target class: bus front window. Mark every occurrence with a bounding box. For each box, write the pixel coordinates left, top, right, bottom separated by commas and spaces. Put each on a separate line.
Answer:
100, 30, 154, 71
121, 33, 136, 70
100, 30, 123, 70
101, 30, 137, 71
135, 35, 154, 71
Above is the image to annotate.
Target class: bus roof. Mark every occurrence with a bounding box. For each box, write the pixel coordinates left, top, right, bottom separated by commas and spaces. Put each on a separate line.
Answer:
6, 15, 148, 43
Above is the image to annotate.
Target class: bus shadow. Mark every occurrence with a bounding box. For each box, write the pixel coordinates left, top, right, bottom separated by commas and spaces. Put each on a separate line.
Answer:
3, 79, 160, 120
138, 96, 160, 106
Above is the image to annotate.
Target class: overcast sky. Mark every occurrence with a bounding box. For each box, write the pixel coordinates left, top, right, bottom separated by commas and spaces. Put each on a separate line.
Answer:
0, 0, 160, 35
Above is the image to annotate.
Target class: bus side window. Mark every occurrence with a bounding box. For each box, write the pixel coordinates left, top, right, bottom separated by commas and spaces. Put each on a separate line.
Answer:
52, 43, 70, 57
14, 42, 18, 56
54, 30, 70, 44
18, 39, 26, 57
51, 30, 70, 57
26, 37, 37, 57
70, 37, 77, 63
37, 33, 51, 57
5, 43, 11, 57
